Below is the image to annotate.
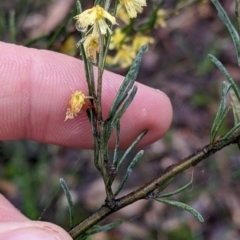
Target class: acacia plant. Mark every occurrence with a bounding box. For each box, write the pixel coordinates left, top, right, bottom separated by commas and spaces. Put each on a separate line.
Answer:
50, 0, 240, 239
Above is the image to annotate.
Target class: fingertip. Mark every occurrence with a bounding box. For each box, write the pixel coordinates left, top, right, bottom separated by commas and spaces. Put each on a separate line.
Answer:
149, 89, 173, 138
0, 194, 28, 222
117, 84, 173, 148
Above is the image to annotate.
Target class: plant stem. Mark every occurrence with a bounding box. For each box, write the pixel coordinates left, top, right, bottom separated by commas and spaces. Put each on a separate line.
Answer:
68, 130, 240, 239
95, 33, 114, 200
96, 35, 104, 122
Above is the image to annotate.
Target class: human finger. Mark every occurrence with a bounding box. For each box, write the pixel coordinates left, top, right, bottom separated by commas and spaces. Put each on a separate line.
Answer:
0, 194, 72, 240
0, 42, 172, 149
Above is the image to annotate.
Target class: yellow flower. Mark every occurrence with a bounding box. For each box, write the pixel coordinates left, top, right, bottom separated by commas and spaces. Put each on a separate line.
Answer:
74, 5, 117, 35
154, 9, 167, 28
109, 28, 126, 50
59, 36, 77, 56
65, 91, 86, 121
117, 0, 147, 18
132, 34, 154, 51
82, 33, 100, 63
111, 45, 136, 68
117, 7, 130, 24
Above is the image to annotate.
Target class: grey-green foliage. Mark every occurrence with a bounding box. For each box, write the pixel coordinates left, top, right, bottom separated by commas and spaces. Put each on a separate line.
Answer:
155, 198, 204, 223
59, 178, 75, 228
208, 0, 240, 142
211, 0, 240, 66
154, 177, 204, 223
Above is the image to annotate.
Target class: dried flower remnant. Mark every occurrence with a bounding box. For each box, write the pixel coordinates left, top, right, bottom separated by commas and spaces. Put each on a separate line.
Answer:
74, 5, 117, 35
65, 91, 86, 121
117, 0, 147, 18
82, 34, 100, 63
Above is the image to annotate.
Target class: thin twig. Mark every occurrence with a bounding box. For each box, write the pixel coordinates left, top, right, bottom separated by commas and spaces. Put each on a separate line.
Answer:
68, 130, 240, 239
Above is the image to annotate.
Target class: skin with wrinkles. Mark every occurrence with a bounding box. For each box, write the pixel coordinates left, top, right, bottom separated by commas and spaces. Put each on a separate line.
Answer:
0, 42, 172, 149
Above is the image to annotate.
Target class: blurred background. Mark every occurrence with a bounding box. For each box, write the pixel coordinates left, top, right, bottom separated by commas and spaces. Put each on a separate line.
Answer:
1, 0, 240, 239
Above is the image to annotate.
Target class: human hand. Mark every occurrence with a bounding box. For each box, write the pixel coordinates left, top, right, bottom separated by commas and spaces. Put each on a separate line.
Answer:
0, 42, 172, 239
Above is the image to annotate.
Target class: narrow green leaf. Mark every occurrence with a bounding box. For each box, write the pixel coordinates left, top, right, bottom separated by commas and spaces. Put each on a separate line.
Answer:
236, 0, 240, 32
210, 82, 228, 136
105, 85, 138, 142
155, 178, 174, 194
113, 123, 120, 167
106, 123, 121, 188
86, 109, 95, 135
111, 85, 138, 126
9, 10, 16, 43
86, 109, 101, 172
207, 54, 240, 142
0, 10, 6, 34
114, 150, 144, 197
94, 0, 103, 6
107, 130, 147, 191
156, 198, 204, 223
211, 107, 230, 142
208, 54, 240, 100
221, 122, 240, 139
231, 100, 240, 125
210, 81, 231, 142
160, 177, 193, 198
76, 0, 82, 14
84, 220, 122, 236
108, 45, 147, 119
211, 109, 228, 140
211, 0, 240, 66
138, 0, 167, 31
117, 130, 147, 170
230, 88, 240, 124
230, 88, 240, 148
59, 178, 74, 228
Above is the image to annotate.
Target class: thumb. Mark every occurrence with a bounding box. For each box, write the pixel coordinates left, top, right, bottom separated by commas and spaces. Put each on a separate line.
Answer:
0, 195, 72, 240
0, 221, 72, 240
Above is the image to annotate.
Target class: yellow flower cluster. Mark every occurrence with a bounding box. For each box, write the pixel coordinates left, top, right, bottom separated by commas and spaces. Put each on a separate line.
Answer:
106, 6, 168, 68
108, 45, 136, 68
74, 5, 117, 64
107, 28, 154, 68
65, 2, 167, 120
73, 1, 148, 64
